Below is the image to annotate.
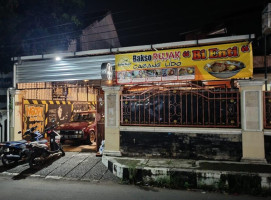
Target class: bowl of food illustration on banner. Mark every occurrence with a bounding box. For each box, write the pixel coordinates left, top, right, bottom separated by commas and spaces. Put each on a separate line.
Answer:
204, 60, 245, 79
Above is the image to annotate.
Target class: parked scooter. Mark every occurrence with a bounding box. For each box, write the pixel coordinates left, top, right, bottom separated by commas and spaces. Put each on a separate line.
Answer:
28, 122, 65, 169
0, 126, 43, 166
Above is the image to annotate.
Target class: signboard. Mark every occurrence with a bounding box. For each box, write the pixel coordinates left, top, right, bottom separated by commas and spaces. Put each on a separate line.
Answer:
47, 104, 71, 126
101, 63, 113, 81
24, 104, 45, 133
115, 42, 253, 84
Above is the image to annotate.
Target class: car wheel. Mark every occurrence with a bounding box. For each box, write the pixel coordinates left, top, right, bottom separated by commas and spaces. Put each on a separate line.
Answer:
90, 131, 95, 142
85, 134, 91, 145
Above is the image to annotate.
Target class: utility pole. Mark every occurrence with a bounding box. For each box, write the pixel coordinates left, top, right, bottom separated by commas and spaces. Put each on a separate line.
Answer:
262, 3, 271, 91
265, 35, 267, 91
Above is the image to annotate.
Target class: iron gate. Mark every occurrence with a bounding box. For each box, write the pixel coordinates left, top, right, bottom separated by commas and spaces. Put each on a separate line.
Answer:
264, 91, 271, 129
121, 83, 240, 128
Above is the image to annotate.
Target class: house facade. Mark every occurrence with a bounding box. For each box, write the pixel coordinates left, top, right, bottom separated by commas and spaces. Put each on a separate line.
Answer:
7, 34, 271, 163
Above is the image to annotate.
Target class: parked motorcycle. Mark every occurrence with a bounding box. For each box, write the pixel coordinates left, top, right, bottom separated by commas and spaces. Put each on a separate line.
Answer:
0, 126, 43, 166
28, 123, 65, 169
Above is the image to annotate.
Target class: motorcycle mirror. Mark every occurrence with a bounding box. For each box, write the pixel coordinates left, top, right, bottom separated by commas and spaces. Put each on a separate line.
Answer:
18, 131, 22, 134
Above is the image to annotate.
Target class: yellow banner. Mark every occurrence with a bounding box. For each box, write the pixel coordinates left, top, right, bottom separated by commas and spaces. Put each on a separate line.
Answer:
115, 42, 253, 84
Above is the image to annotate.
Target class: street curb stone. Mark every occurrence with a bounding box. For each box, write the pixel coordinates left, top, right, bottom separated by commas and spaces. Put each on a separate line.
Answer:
102, 156, 271, 194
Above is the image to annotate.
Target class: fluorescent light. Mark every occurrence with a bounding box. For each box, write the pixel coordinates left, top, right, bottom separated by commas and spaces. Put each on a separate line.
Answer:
55, 56, 61, 61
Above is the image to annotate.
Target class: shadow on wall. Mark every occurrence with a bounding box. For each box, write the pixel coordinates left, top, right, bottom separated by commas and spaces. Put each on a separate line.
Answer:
120, 131, 242, 161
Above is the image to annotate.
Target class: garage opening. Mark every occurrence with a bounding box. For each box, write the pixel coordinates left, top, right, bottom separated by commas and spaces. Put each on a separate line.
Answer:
13, 54, 114, 153
17, 80, 105, 152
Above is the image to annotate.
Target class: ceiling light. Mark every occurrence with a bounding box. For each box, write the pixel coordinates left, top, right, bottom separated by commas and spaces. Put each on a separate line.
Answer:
55, 56, 61, 61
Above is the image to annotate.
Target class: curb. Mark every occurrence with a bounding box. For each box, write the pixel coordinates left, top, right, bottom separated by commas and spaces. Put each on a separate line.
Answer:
102, 156, 271, 195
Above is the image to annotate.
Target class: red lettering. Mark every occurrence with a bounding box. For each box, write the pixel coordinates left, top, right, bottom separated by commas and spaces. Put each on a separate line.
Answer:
201, 50, 206, 59
183, 51, 190, 58
153, 51, 181, 61
166, 52, 169, 59
169, 52, 174, 59
175, 51, 181, 60
227, 46, 238, 57
209, 46, 239, 59
161, 53, 165, 60
209, 48, 218, 59
218, 50, 227, 58
192, 50, 201, 60
153, 53, 158, 60
192, 50, 206, 60
241, 45, 249, 52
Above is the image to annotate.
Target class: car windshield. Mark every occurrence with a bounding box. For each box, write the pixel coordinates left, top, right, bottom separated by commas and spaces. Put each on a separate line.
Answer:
71, 113, 96, 122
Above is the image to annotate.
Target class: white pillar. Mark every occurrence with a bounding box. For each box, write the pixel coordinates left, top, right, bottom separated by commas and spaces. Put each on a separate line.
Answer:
7, 88, 16, 141
13, 90, 25, 141
102, 86, 122, 156
238, 80, 266, 163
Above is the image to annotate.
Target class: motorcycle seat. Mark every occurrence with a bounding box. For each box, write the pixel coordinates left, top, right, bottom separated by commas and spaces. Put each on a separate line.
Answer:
38, 139, 48, 144
6, 140, 27, 145
9, 140, 27, 144
16, 140, 27, 143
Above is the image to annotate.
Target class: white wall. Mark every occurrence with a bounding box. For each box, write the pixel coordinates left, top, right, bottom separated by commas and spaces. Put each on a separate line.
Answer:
0, 110, 7, 142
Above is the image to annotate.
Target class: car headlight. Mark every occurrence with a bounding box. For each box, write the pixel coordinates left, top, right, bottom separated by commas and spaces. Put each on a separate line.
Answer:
78, 130, 83, 134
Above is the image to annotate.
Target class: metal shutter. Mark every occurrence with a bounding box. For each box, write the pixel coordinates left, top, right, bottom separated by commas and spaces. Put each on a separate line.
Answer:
16, 55, 115, 83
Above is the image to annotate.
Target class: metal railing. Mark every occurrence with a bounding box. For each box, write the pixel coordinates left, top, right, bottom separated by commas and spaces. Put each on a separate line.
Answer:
121, 83, 240, 128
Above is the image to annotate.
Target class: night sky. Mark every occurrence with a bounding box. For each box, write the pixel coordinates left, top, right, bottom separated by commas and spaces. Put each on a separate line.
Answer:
97, 0, 265, 46
0, 0, 269, 63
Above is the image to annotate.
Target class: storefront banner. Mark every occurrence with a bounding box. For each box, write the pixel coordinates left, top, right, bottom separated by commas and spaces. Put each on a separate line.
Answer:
24, 104, 45, 133
115, 42, 253, 84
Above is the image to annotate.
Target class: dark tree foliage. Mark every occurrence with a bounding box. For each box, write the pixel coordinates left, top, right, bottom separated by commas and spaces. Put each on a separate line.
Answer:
0, 0, 267, 73
0, 0, 87, 73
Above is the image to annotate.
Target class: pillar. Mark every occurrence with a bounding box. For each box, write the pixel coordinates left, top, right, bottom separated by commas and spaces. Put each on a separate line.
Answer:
102, 86, 122, 156
238, 80, 266, 163
13, 90, 25, 141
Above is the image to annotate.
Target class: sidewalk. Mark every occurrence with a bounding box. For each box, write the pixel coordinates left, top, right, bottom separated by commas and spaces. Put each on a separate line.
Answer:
0, 152, 119, 183
102, 156, 271, 195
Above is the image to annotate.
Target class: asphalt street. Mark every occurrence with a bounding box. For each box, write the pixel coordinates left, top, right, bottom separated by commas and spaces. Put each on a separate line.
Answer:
0, 152, 120, 183
0, 152, 269, 199
0, 175, 267, 200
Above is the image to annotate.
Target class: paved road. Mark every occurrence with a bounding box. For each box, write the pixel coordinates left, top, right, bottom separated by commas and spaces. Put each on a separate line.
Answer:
0, 152, 119, 183
0, 176, 267, 200
0, 152, 269, 199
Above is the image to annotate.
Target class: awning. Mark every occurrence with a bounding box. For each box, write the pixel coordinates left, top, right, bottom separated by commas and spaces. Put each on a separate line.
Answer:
15, 55, 115, 83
